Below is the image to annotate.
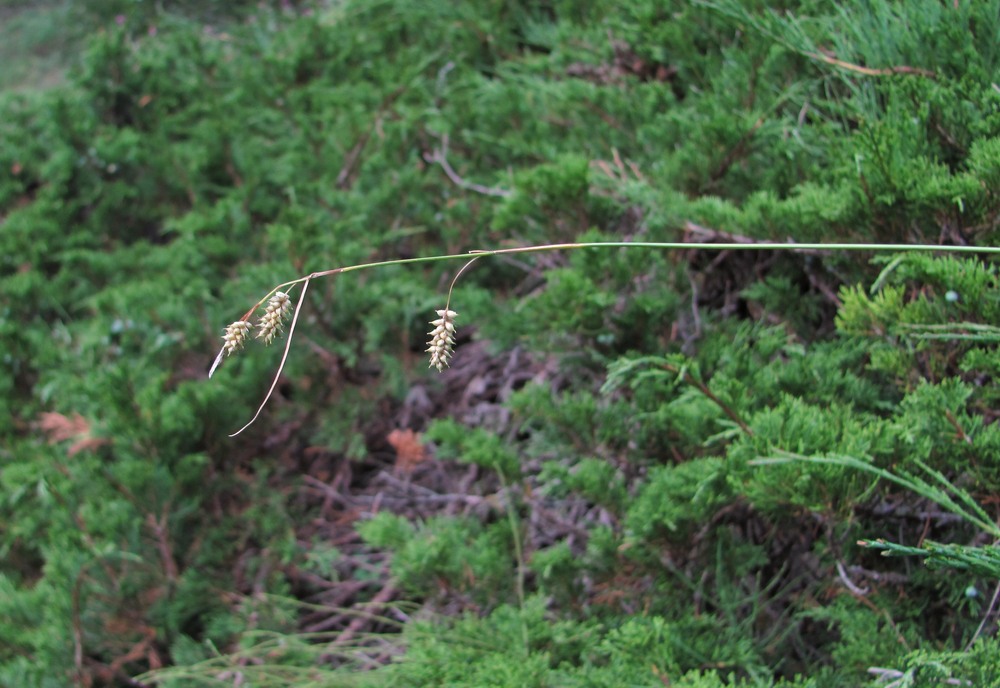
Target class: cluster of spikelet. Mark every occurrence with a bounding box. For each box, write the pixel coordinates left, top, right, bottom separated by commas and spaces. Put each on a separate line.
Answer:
215, 291, 294, 370
213, 284, 460, 434
256, 291, 293, 345
222, 320, 252, 357
426, 308, 458, 372
218, 291, 460, 374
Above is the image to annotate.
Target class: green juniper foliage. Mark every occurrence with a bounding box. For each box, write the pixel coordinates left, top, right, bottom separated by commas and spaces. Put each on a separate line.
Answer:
4, 0, 1000, 686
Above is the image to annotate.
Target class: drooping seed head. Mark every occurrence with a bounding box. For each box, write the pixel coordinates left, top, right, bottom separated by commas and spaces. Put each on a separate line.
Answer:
426, 309, 457, 372
257, 291, 293, 345
223, 320, 253, 356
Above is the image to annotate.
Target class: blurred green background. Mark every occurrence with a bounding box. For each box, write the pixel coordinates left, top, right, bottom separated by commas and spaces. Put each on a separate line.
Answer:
3, 1, 1000, 686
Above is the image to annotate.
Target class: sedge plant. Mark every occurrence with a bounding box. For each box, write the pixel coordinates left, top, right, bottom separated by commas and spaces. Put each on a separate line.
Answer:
210, 240, 1000, 437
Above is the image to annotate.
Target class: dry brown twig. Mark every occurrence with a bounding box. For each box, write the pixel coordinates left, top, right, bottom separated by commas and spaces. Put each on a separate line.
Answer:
423, 133, 512, 198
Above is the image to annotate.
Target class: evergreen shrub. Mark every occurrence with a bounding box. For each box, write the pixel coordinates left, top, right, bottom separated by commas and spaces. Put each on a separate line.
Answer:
3, 1, 1000, 686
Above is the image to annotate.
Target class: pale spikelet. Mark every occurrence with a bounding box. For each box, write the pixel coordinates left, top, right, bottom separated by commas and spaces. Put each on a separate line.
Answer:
223, 320, 252, 356
256, 291, 293, 345
426, 309, 457, 372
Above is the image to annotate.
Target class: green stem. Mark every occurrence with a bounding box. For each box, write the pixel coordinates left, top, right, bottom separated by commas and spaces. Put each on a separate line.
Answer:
277, 241, 1000, 292
497, 468, 530, 655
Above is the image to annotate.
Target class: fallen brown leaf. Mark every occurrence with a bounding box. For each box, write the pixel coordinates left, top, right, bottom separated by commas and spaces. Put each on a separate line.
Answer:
37, 412, 110, 456
387, 428, 426, 474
